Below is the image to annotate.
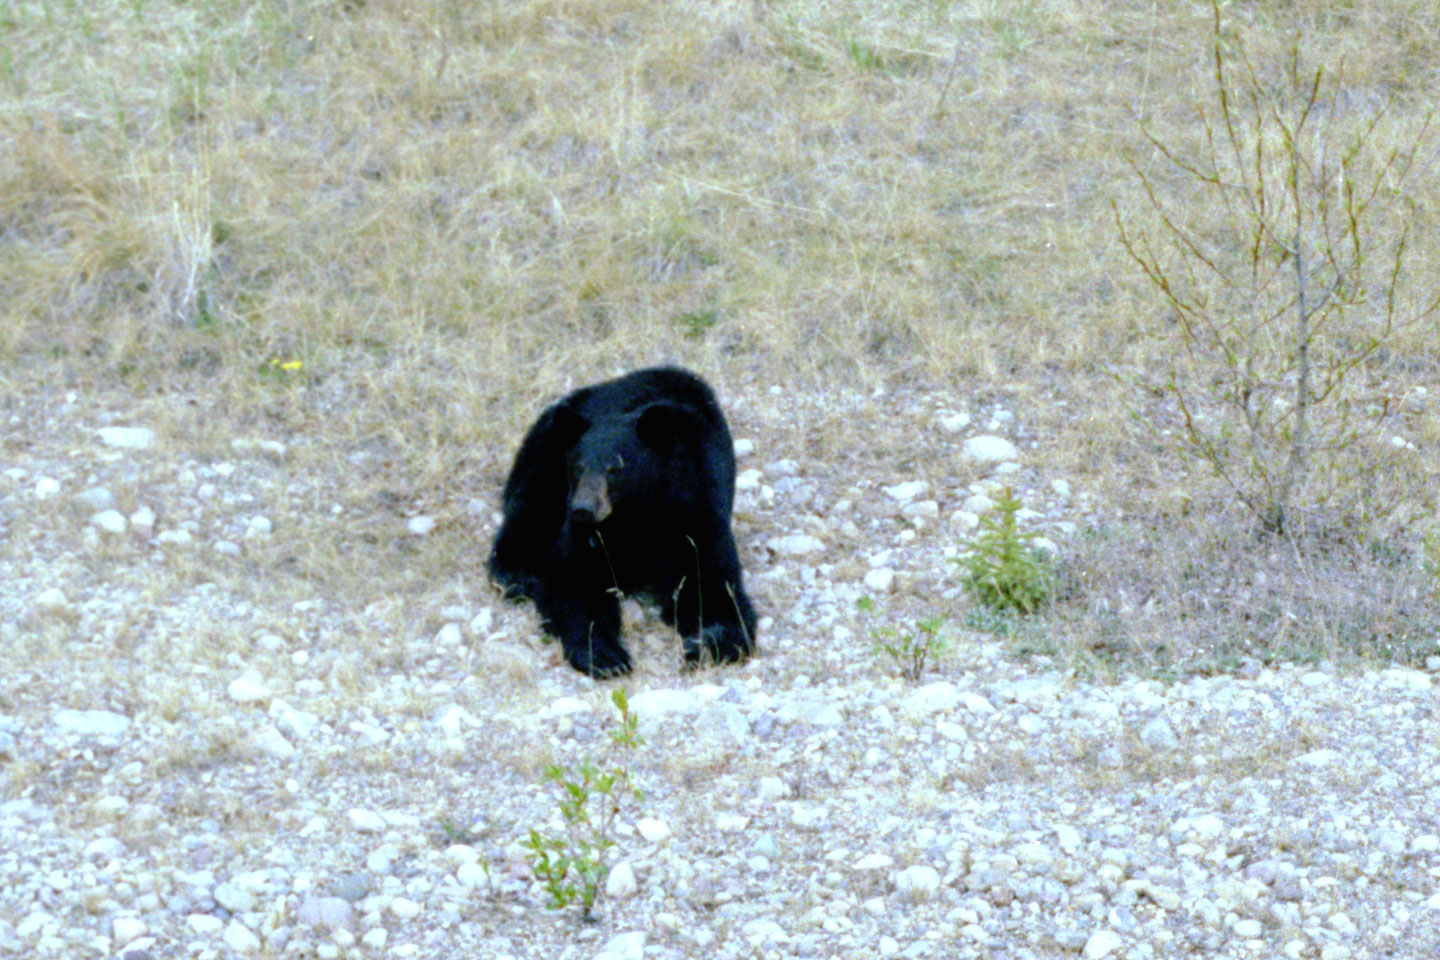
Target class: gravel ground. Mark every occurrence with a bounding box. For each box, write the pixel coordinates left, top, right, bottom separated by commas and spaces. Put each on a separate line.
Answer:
2, 386, 1439, 960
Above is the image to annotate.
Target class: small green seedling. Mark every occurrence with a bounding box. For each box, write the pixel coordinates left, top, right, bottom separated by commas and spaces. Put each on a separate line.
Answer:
857, 596, 948, 682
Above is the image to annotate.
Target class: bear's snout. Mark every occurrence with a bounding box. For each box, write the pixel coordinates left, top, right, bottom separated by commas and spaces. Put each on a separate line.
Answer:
569, 473, 612, 524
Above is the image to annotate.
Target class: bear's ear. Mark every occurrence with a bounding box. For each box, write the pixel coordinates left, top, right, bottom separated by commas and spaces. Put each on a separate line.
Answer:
636, 402, 695, 450
548, 402, 589, 443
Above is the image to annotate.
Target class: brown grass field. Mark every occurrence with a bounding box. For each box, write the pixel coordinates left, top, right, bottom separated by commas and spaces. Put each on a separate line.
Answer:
3, 0, 1439, 671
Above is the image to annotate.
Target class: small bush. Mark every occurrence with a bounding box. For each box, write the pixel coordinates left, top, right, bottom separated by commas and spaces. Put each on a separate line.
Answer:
953, 487, 1056, 618
857, 596, 946, 682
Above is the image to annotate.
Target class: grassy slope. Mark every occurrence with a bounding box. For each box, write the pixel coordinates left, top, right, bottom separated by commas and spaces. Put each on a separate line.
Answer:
3, 0, 1438, 667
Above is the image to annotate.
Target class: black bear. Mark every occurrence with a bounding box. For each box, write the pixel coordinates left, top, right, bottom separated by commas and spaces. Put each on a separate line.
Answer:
488, 367, 757, 677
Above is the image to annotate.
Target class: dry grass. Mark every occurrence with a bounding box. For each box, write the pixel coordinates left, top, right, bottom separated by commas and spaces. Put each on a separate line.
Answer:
4, 0, 1439, 670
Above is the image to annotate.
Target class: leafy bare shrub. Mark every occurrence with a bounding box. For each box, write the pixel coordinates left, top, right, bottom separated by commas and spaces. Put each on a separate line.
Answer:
1114, 1, 1440, 535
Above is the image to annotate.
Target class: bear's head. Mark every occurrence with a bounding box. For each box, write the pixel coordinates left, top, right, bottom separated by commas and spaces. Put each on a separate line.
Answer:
561, 401, 699, 527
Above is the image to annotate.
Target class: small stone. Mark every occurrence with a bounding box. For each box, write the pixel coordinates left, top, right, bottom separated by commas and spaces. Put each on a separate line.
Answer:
91, 509, 127, 534
595, 931, 646, 960
1412, 834, 1440, 853
1295, 749, 1339, 768
112, 916, 147, 945
1233, 919, 1262, 937
228, 672, 271, 703
83, 837, 126, 861
388, 897, 422, 919
74, 486, 116, 511
736, 468, 763, 491
34, 477, 61, 499
253, 724, 296, 759
468, 608, 494, 636
1140, 717, 1178, 752
882, 481, 928, 502
96, 426, 155, 449
1055, 825, 1082, 854
349, 809, 386, 833
900, 682, 959, 719
854, 853, 894, 871
129, 506, 156, 530
733, 439, 755, 457
245, 516, 272, 538
406, 516, 435, 536
937, 413, 971, 433
456, 861, 491, 888
213, 539, 241, 556
187, 915, 223, 935
963, 435, 1019, 462
157, 529, 193, 546
362, 928, 388, 949
758, 777, 790, 801
223, 919, 261, 953
34, 587, 69, 613
902, 500, 939, 518
53, 709, 131, 737
435, 622, 463, 646
863, 568, 895, 593
605, 861, 638, 900
1083, 929, 1123, 959
961, 692, 996, 714
329, 874, 372, 903
637, 818, 672, 843
767, 534, 825, 556
214, 882, 257, 913
894, 865, 941, 901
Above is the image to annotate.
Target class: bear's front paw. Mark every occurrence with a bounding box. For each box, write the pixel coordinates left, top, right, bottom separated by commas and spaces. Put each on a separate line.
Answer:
566, 642, 634, 679
683, 623, 753, 667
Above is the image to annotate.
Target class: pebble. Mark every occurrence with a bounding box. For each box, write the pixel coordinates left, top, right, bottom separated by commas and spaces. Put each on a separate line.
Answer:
637, 817, 672, 843
1141, 716, 1178, 751
863, 568, 895, 592
606, 861, 639, 899
227, 672, 271, 703
963, 435, 1019, 462
223, 920, 261, 953
96, 426, 155, 449
348, 809, 387, 833
53, 709, 131, 737
1083, 929, 1123, 959
33, 587, 69, 613
435, 622, 463, 646
91, 509, 127, 534
111, 916, 147, 945
595, 931, 646, 960
767, 534, 825, 556
34, 476, 61, 499
882, 481, 928, 502
388, 897, 422, 919
406, 515, 435, 536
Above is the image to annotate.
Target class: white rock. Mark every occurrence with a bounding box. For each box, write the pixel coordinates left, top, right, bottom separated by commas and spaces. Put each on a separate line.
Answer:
34, 587, 69, 613
268, 700, 319, 739
253, 724, 296, 759
406, 516, 435, 536
854, 853, 894, 871
937, 413, 971, 433
1299, 671, 1331, 687
961, 692, 996, 715
1295, 749, 1339, 769
1412, 834, 1440, 853
629, 689, 700, 717
34, 477, 61, 499
936, 720, 968, 741
1234, 919, 1262, 937
542, 696, 593, 719
223, 919, 261, 953
736, 468, 763, 491
863, 568, 895, 593
962, 494, 995, 514
84, 837, 126, 861
882, 481, 928, 502
1083, 929, 1123, 959
214, 883, 256, 912
767, 534, 825, 556
389, 897, 422, 919
245, 515, 272, 538
214, 539, 241, 556
349, 808, 387, 833
53, 709, 131, 737
129, 506, 155, 530
111, 916, 147, 945
951, 510, 979, 531
91, 509, 127, 534
456, 861, 492, 888
468, 607, 494, 635
432, 704, 476, 737
605, 861, 638, 900
758, 777, 791, 802
901, 683, 960, 719
228, 671, 271, 703
733, 438, 755, 457
349, 720, 389, 744
963, 435, 1019, 462
1055, 824, 1082, 853
157, 528, 193, 546
435, 622, 463, 646
595, 931, 646, 960
894, 865, 941, 901
1017, 714, 1045, 735
187, 915, 223, 935
96, 426, 155, 449
716, 814, 750, 833
362, 928, 388, 949
1050, 478, 1072, 497
637, 817, 671, 843
902, 500, 939, 518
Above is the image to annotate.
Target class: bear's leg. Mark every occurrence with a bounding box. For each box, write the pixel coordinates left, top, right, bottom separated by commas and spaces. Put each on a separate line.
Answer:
669, 544, 756, 667
535, 581, 630, 679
